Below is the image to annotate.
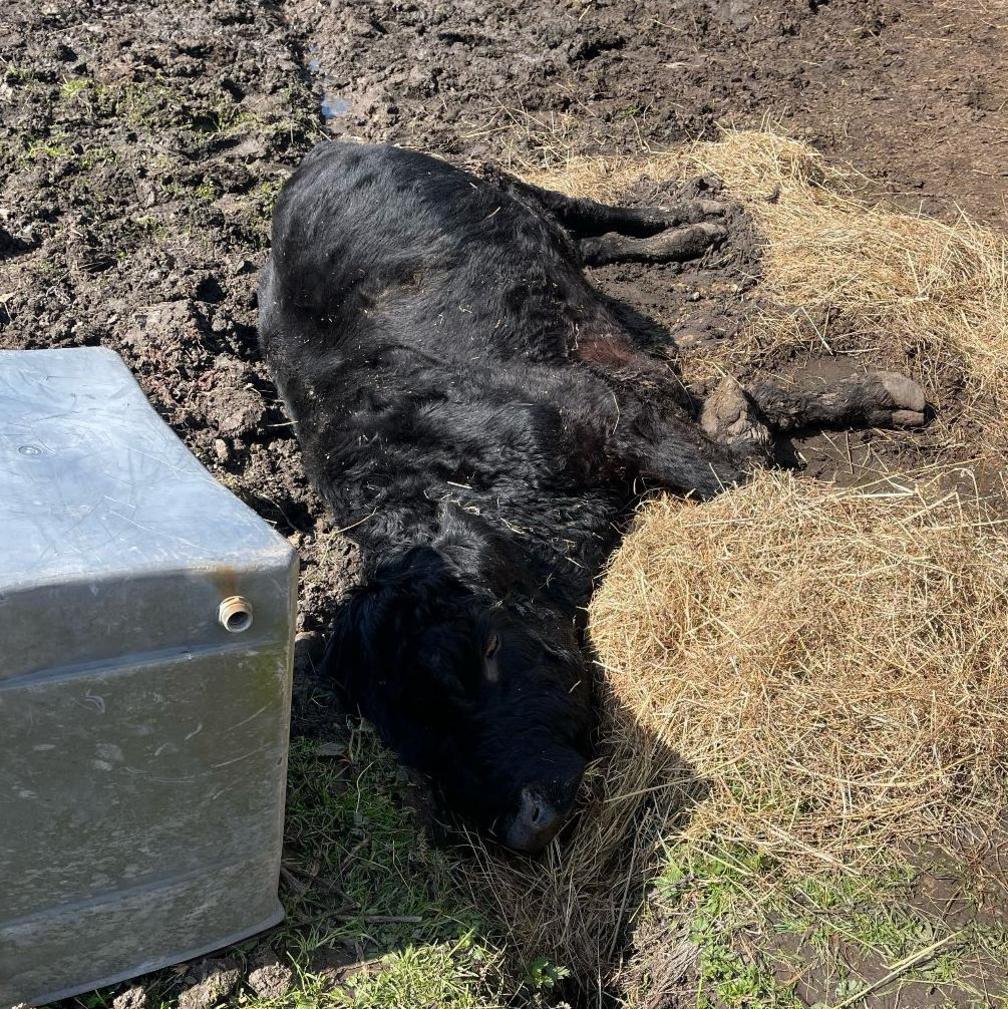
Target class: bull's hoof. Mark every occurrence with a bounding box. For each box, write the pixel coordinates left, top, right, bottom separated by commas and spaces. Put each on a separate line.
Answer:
863, 371, 928, 429
644, 221, 728, 262
674, 196, 729, 224
700, 376, 773, 456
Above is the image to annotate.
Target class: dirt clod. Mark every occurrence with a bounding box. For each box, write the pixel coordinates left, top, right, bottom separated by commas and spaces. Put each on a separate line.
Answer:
246, 952, 293, 1000
176, 960, 240, 1009
111, 986, 148, 1009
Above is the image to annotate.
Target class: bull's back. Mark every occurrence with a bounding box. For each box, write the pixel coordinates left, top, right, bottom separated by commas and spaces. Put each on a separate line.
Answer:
257, 142, 627, 569
264, 143, 477, 316
259, 141, 586, 375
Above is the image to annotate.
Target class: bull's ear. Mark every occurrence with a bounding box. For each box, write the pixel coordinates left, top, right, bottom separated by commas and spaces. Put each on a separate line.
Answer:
433, 502, 531, 597
322, 546, 468, 705
321, 585, 387, 701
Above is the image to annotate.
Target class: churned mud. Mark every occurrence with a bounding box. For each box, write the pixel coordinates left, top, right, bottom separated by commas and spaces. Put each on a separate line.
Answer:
303, 0, 1008, 229
2, 0, 1006, 1005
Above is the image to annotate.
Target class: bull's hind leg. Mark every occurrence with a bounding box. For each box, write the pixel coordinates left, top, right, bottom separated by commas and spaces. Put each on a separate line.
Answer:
578, 224, 727, 266
482, 165, 729, 265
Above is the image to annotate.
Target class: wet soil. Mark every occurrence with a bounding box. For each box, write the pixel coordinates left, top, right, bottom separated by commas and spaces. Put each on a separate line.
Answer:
2, 0, 1006, 1005
304, 0, 1008, 229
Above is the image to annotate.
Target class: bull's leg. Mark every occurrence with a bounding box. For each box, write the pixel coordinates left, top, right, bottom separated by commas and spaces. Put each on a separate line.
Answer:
604, 369, 926, 501
481, 165, 728, 262
747, 371, 927, 432
690, 368, 926, 483
610, 407, 752, 500
579, 223, 727, 266
520, 183, 727, 239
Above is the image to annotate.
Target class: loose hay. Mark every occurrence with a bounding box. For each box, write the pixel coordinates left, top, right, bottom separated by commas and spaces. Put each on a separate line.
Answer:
591, 473, 1008, 870
456, 132, 1008, 992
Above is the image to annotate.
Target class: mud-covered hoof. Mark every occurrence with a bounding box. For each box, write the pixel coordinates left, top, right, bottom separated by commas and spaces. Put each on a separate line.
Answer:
646, 197, 731, 229
868, 371, 928, 428
648, 221, 727, 262
700, 376, 773, 456
678, 197, 729, 223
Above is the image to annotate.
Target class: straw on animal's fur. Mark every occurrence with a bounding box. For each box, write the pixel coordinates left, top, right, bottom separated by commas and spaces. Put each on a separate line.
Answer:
456, 131, 1008, 988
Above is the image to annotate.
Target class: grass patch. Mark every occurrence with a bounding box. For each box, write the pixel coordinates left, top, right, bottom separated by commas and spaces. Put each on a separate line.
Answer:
325, 938, 505, 1009
628, 835, 1008, 1008
25, 138, 71, 160
666, 848, 803, 1009
267, 733, 507, 999
3, 63, 39, 86
59, 76, 91, 102
194, 179, 220, 202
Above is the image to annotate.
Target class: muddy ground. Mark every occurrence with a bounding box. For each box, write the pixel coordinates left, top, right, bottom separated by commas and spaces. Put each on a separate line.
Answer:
1, 0, 1006, 1005
305, 0, 1008, 228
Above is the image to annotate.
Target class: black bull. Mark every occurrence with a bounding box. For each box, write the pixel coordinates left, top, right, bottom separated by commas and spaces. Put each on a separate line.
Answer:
258, 140, 926, 852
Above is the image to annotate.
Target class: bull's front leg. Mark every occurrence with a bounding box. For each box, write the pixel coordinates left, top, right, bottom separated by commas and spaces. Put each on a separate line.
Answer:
608, 403, 754, 501
692, 368, 927, 477
580, 338, 764, 501
747, 371, 927, 432
610, 366, 928, 500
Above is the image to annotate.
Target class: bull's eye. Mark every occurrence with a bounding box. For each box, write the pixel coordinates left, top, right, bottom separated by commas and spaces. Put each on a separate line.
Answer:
484, 633, 501, 660
483, 632, 502, 683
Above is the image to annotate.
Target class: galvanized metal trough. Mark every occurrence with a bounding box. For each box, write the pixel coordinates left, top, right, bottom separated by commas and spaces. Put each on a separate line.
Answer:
0, 348, 297, 1006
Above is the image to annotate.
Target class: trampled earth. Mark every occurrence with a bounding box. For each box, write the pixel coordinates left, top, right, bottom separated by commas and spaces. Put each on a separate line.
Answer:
2, 1, 1006, 1006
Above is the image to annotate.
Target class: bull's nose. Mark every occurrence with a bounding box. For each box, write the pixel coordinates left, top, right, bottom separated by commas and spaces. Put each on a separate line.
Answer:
503, 788, 569, 853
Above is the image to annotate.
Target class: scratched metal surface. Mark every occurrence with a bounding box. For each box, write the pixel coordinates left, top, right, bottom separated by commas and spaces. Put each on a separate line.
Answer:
0, 348, 297, 1006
